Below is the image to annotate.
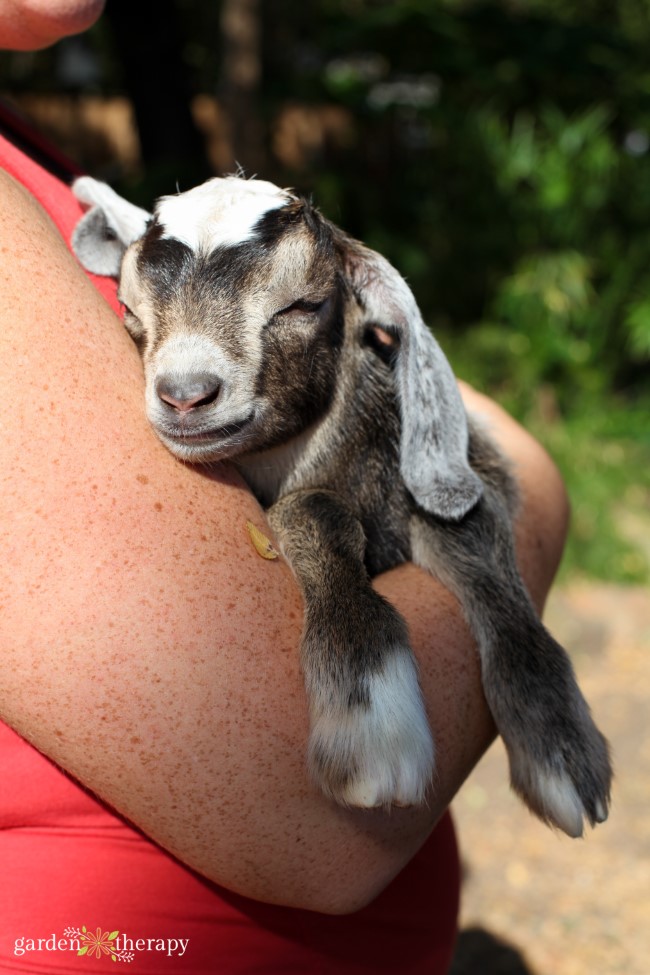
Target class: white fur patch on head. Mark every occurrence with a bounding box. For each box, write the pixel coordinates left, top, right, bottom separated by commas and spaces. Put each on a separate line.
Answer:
155, 176, 294, 252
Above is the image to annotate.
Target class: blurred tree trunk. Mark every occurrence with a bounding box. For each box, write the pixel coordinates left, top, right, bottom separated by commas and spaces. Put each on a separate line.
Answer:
104, 0, 210, 197
219, 0, 266, 175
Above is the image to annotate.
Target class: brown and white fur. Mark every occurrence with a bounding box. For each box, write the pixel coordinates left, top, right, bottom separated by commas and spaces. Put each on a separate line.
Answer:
72, 175, 612, 836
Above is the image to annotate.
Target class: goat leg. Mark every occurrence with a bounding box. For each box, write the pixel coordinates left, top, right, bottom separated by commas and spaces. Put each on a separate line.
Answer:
267, 488, 435, 809
411, 492, 612, 837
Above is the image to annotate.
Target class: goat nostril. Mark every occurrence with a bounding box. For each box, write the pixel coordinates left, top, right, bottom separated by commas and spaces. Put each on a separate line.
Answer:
155, 373, 222, 413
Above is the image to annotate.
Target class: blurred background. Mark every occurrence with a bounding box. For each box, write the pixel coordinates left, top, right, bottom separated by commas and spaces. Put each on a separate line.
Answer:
1, 3, 648, 972
0, 0, 648, 584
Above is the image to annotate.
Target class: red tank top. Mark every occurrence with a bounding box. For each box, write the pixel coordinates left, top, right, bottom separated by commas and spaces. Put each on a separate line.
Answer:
0, 117, 460, 974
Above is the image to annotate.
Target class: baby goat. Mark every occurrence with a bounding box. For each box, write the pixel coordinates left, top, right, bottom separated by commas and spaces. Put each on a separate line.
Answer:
72, 175, 611, 837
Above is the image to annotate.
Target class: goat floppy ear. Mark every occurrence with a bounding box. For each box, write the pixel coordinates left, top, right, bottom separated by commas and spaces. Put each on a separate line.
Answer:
72, 177, 151, 277
342, 239, 483, 520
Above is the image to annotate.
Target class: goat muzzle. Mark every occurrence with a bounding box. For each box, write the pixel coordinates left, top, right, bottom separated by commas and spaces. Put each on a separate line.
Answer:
155, 372, 222, 414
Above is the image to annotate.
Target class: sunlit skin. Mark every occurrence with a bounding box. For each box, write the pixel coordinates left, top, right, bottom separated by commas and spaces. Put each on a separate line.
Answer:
0, 0, 105, 50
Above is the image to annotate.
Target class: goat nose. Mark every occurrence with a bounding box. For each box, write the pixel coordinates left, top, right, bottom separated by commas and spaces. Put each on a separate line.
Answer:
155, 373, 222, 413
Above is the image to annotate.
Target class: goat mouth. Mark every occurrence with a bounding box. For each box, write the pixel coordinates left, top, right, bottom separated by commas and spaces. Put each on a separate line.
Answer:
158, 412, 255, 451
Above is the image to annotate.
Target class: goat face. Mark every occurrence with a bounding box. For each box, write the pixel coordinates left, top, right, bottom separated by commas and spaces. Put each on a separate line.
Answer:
116, 179, 349, 463
73, 174, 483, 519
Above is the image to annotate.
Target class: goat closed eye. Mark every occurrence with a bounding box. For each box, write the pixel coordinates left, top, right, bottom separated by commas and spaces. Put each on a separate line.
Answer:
120, 301, 140, 320
275, 298, 327, 320
120, 303, 145, 342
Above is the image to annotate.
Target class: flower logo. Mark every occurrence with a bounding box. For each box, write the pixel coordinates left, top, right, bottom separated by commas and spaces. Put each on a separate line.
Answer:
62, 927, 134, 963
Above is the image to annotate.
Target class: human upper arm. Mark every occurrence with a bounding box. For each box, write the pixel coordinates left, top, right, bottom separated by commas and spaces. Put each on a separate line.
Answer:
0, 171, 568, 914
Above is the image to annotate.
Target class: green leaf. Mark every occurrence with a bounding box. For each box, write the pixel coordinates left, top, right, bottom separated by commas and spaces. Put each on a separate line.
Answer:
108, 931, 119, 941
77, 946, 89, 956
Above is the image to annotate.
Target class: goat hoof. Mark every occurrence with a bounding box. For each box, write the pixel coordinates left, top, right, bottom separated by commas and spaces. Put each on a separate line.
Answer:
505, 713, 612, 837
307, 650, 435, 809
313, 743, 433, 810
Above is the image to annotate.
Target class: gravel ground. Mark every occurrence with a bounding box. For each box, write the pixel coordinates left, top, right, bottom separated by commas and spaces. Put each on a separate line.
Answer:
450, 583, 650, 975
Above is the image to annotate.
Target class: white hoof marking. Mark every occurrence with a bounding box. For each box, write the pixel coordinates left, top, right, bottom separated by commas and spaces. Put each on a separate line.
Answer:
310, 651, 435, 808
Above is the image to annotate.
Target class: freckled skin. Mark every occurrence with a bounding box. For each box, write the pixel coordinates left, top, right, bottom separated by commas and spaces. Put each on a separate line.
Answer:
0, 171, 570, 912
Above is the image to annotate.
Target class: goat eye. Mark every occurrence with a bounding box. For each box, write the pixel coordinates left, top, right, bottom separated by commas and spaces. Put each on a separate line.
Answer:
276, 298, 326, 318
120, 303, 145, 344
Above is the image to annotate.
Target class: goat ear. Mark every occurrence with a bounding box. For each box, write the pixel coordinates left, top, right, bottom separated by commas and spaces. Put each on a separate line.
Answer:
71, 177, 151, 277
342, 240, 483, 520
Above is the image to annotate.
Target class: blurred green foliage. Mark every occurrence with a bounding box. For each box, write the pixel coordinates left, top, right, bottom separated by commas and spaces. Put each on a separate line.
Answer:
270, 0, 650, 582
1, 0, 648, 581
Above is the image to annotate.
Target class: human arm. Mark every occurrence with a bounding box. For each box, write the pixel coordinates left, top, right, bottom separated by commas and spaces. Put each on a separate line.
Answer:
0, 170, 569, 914
0, 0, 105, 50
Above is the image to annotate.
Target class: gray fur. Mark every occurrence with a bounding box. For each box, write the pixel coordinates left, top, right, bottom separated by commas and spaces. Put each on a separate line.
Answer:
72, 175, 612, 835
72, 177, 150, 276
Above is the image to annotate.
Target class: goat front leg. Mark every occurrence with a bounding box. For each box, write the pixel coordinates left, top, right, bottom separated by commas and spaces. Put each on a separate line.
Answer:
411, 491, 612, 837
267, 489, 435, 809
